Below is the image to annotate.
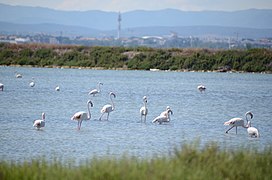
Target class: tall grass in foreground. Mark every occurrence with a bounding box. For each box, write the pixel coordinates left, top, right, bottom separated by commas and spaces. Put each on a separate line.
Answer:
1, 143, 272, 180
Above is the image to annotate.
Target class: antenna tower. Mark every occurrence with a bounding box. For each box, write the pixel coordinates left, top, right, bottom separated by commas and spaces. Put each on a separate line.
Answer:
117, 12, 121, 39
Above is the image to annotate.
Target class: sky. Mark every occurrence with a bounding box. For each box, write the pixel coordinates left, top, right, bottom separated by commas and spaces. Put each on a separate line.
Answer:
0, 0, 272, 12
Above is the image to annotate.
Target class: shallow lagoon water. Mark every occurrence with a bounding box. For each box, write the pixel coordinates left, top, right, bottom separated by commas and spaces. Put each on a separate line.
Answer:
0, 66, 272, 163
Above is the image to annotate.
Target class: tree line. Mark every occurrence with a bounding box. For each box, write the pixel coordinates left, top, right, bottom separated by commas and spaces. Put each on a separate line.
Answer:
0, 43, 271, 73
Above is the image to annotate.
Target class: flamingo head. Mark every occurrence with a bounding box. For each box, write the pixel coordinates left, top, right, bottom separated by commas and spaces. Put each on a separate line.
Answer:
87, 100, 93, 107
246, 111, 253, 119
110, 92, 116, 98
99, 82, 103, 85
167, 109, 173, 115
143, 96, 147, 103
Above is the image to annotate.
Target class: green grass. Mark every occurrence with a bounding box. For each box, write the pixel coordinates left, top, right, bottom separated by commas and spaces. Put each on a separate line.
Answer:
1, 143, 272, 180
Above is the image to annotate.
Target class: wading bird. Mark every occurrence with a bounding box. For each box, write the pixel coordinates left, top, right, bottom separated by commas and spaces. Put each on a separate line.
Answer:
55, 85, 60, 91
140, 96, 148, 123
89, 82, 103, 96
246, 119, 260, 138
152, 108, 173, 124
160, 106, 171, 117
0, 83, 4, 91
71, 100, 93, 130
197, 84, 206, 92
224, 111, 253, 134
33, 113, 45, 130
15, 72, 22, 78
29, 78, 35, 87
99, 92, 116, 121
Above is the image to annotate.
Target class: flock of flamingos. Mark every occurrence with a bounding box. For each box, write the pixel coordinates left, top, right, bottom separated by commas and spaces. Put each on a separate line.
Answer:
0, 72, 259, 138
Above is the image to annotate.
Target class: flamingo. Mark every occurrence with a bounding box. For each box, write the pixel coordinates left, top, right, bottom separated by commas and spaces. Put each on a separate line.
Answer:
0, 83, 4, 91
140, 96, 148, 122
160, 106, 171, 117
71, 100, 93, 130
247, 126, 260, 138
55, 85, 60, 91
15, 72, 22, 78
152, 108, 173, 124
33, 113, 45, 130
224, 111, 253, 134
99, 92, 116, 121
29, 78, 35, 87
197, 84, 206, 92
89, 82, 103, 96
246, 118, 260, 138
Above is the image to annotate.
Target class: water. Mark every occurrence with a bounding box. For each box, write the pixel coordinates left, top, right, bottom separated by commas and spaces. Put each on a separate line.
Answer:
0, 66, 272, 164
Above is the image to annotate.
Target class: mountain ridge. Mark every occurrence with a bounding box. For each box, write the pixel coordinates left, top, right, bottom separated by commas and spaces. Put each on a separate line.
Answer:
0, 3, 272, 38
1, 3, 272, 29
1, 21, 271, 39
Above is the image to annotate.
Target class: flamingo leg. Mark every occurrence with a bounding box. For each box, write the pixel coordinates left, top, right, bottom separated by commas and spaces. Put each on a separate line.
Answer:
99, 113, 104, 121
106, 113, 109, 121
226, 126, 234, 133
78, 120, 82, 130
236, 126, 237, 134
144, 115, 147, 123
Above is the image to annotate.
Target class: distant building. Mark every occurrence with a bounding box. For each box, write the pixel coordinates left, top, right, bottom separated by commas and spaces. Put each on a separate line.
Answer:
15, 38, 29, 44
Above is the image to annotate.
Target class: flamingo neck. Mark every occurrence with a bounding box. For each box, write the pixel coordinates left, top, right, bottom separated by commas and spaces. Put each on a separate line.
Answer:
97, 83, 101, 92
87, 102, 91, 120
247, 121, 251, 128
245, 113, 252, 128
110, 95, 115, 110
42, 113, 45, 121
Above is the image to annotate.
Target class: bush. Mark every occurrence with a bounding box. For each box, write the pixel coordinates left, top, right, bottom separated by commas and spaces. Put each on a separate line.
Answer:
0, 43, 271, 73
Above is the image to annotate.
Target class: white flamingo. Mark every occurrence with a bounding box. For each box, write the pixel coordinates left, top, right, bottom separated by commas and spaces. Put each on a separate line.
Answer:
140, 96, 148, 122
197, 84, 206, 92
33, 113, 45, 130
0, 83, 4, 91
55, 85, 60, 91
71, 100, 93, 130
152, 108, 173, 124
89, 82, 103, 96
246, 118, 260, 138
160, 106, 171, 117
247, 126, 260, 138
224, 111, 253, 134
99, 92, 116, 121
29, 78, 35, 87
15, 72, 22, 78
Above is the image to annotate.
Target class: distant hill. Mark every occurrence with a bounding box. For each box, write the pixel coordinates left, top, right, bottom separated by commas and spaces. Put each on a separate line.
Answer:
0, 21, 103, 37
0, 3, 272, 38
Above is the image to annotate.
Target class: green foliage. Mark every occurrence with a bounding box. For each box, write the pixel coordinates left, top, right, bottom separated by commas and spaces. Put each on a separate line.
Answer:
0, 43, 271, 72
0, 143, 272, 180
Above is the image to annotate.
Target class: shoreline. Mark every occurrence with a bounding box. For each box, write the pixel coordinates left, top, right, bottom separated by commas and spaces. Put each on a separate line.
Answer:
1, 64, 271, 74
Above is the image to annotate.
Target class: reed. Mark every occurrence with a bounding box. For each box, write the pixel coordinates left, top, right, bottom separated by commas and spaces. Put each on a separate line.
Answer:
1, 143, 272, 180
